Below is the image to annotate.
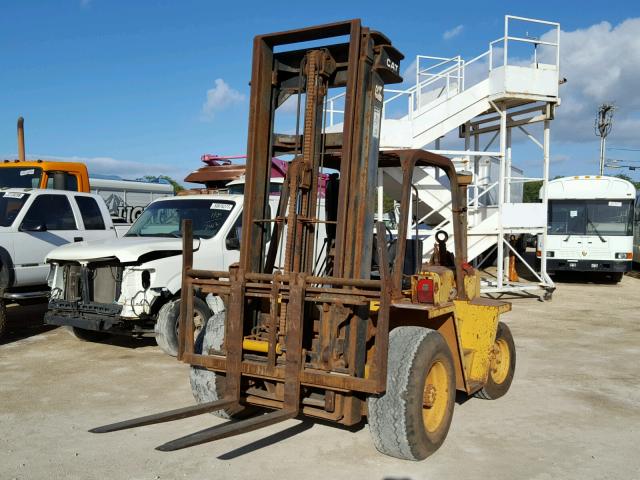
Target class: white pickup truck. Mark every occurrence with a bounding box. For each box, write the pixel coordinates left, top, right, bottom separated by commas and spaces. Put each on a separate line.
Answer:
0, 188, 117, 337
45, 193, 289, 355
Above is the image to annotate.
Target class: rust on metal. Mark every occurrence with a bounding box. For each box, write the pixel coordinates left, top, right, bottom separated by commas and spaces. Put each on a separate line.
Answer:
91, 17, 509, 452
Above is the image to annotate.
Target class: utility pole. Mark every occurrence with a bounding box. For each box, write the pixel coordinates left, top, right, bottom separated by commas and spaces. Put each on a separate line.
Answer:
595, 104, 614, 175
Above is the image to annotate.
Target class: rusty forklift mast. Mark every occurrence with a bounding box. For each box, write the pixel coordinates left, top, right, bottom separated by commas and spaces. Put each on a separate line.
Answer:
93, 20, 515, 461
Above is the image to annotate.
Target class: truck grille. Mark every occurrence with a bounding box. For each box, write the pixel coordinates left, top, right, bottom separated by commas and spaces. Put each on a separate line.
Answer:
63, 264, 123, 304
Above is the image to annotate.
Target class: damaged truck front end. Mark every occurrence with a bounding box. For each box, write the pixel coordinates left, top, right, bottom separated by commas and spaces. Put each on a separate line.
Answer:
43, 194, 248, 353
46, 259, 162, 336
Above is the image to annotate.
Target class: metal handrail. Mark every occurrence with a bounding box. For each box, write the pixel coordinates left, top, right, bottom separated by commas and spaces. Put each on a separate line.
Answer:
326, 15, 560, 128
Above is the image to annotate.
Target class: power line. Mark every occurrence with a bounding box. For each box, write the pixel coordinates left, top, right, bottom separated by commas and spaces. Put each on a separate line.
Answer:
608, 147, 640, 152
607, 158, 640, 163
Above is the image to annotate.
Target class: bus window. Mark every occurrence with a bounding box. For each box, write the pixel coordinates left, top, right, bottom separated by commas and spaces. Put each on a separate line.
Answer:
548, 200, 633, 236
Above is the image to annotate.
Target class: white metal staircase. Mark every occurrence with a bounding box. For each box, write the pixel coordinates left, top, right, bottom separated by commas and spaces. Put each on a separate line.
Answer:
327, 15, 562, 295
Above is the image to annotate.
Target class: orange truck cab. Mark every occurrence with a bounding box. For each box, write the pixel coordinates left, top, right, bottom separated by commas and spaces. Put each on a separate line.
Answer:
0, 160, 90, 192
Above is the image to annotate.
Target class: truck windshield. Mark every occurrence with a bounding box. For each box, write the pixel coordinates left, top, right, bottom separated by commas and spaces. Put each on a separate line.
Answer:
548, 199, 634, 236
125, 199, 235, 239
0, 167, 43, 188
0, 192, 30, 227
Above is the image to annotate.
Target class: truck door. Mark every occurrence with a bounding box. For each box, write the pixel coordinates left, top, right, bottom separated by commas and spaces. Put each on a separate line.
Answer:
222, 202, 277, 269
73, 195, 115, 242
223, 213, 242, 269
15, 193, 81, 285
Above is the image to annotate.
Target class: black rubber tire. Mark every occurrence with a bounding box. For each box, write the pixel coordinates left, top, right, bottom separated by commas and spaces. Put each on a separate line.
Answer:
474, 322, 516, 400
368, 327, 456, 461
610, 272, 624, 283
189, 310, 247, 419
66, 326, 110, 342
0, 301, 7, 339
155, 296, 211, 357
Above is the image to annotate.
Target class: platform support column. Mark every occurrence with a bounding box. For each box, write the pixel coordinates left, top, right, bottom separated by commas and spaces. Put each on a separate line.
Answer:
540, 119, 551, 281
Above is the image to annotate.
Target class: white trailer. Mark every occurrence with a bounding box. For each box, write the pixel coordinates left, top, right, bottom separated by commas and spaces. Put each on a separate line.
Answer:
89, 177, 174, 226
538, 175, 636, 282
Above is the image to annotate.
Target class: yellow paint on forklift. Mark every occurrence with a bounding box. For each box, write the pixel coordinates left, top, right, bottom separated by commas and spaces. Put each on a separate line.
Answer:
463, 272, 481, 300
453, 300, 500, 387
243, 339, 282, 355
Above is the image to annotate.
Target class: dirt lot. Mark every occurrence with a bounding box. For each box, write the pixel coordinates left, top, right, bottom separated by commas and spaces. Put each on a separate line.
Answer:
1, 276, 639, 480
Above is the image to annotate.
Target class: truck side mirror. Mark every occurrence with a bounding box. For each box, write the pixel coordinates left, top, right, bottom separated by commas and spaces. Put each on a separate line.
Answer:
225, 236, 240, 250
21, 220, 47, 232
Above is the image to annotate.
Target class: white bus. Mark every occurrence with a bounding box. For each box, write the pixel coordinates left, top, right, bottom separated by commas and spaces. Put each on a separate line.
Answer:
538, 176, 636, 282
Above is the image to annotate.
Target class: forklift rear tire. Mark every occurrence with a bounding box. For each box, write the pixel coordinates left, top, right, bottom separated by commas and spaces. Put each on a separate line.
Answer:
66, 326, 109, 342
189, 310, 251, 419
368, 327, 456, 461
474, 322, 516, 400
155, 296, 210, 357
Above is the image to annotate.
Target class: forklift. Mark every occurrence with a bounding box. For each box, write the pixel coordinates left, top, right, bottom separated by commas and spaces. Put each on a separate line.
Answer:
93, 19, 515, 461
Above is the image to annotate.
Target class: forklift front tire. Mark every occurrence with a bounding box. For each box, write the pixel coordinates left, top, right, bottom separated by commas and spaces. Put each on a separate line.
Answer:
189, 311, 253, 419
474, 322, 516, 400
155, 296, 210, 357
368, 327, 456, 461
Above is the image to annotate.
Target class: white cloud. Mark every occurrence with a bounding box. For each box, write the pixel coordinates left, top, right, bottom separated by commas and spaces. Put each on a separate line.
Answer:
21, 154, 187, 181
201, 78, 245, 121
539, 18, 640, 145
443, 25, 464, 40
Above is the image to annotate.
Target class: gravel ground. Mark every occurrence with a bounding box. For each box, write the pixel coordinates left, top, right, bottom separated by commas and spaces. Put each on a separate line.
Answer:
1, 275, 639, 480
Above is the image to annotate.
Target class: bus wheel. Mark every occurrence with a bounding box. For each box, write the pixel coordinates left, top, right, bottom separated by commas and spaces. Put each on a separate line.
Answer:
610, 272, 624, 283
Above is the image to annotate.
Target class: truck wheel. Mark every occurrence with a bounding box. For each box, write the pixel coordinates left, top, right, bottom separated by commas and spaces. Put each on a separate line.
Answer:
474, 322, 516, 400
368, 327, 456, 461
0, 301, 7, 339
66, 326, 109, 342
189, 310, 248, 419
155, 296, 210, 357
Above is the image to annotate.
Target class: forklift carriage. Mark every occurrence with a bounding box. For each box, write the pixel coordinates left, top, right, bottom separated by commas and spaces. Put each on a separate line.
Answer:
93, 19, 515, 461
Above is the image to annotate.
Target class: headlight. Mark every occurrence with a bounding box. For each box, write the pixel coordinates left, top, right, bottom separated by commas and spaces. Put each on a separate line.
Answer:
46, 264, 57, 287
546, 251, 554, 258
615, 252, 632, 259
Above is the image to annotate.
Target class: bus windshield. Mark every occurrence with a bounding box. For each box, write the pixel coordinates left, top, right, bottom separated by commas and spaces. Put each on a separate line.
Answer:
548, 199, 634, 236
125, 199, 235, 239
0, 167, 43, 189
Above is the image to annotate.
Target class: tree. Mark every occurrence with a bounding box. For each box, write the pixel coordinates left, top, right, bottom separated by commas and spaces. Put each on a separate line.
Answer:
139, 175, 184, 194
614, 173, 640, 190
523, 180, 543, 203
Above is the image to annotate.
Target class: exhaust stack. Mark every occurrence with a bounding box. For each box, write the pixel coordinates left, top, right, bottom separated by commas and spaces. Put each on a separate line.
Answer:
17, 117, 25, 162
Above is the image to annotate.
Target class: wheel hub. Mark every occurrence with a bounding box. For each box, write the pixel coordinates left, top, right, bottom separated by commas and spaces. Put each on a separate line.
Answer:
423, 384, 437, 408
422, 360, 449, 433
489, 338, 510, 384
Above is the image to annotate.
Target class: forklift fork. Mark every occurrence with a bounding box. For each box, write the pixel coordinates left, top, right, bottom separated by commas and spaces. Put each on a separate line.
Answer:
91, 271, 308, 450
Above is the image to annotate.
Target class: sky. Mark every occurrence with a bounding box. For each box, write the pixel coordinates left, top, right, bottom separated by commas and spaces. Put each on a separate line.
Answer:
1, 0, 639, 185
